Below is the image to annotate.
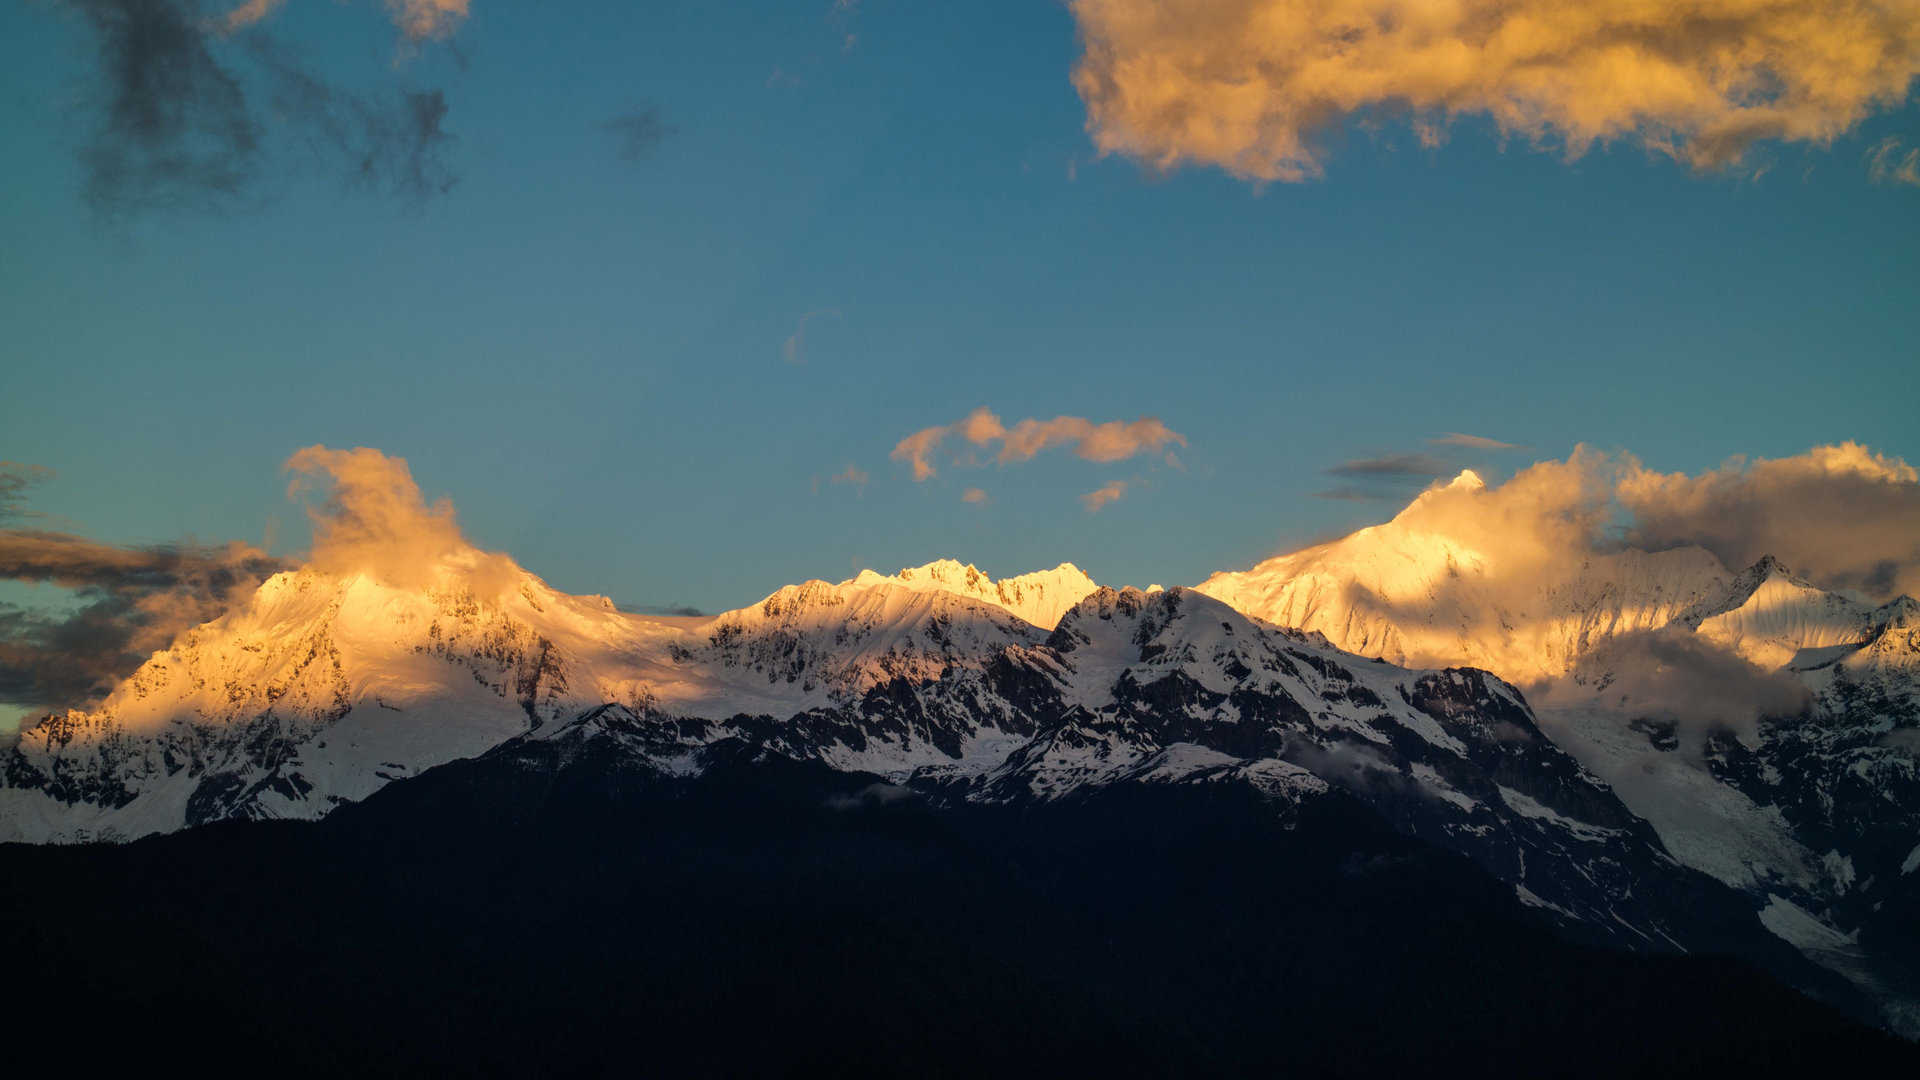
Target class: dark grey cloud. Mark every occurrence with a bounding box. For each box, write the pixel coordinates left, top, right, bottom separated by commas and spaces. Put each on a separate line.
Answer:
0, 463, 54, 524
0, 528, 288, 714
607, 105, 673, 163
619, 602, 706, 617
249, 36, 457, 204
1312, 486, 1398, 502
51, 0, 459, 215
1327, 454, 1453, 479
69, 0, 261, 214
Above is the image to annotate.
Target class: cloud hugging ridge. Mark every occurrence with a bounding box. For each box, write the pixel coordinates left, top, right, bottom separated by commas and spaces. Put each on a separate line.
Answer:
0, 456, 289, 720
1069, 0, 1920, 181
1366, 441, 1920, 604
0, 446, 534, 724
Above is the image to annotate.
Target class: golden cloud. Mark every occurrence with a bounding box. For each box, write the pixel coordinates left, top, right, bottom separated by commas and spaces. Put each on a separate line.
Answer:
1081, 480, 1129, 512
891, 425, 949, 481
388, 0, 470, 41
1620, 441, 1920, 600
891, 406, 1186, 481
1337, 441, 1920, 623
1868, 135, 1920, 184
220, 0, 469, 41
1069, 0, 1920, 180
219, 0, 283, 32
830, 464, 870, 492
284, 445, 519, 593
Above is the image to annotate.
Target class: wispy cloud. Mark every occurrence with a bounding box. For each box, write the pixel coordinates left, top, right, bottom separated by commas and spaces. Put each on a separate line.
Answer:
0, 463, 54, 524
1313, 486, 1397, 503
782, 309, 840, 364
1327, 454, 1451, 479
219, 0, 284, 33
891, 425, 946, 481
386, 0, 472, 43
891, 407, 1185, 481
1069, 0, 1920, 182
618, 601, 705, 617
607, 105, 673, 164
961, 487, 989, 505
1431, 433, 1521, 451
222, 0, 472, 41
1867, 136, 1920, 187
1080, 480, 1127, 513
830, 464, 869, 494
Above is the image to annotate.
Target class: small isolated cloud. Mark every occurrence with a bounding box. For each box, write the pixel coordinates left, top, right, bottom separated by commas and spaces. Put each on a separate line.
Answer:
1431, 433, 1521, 451
830, 464, 869, 494
1080, 480, 1128, 513
782, 309, 840, 365
1069, 0, 1920, 182
607, 105, 672, 163
961, 487, 989, 505
1327, 454, 1451, 479
1867, 136, 1920, 186
891, 406, 1185, 481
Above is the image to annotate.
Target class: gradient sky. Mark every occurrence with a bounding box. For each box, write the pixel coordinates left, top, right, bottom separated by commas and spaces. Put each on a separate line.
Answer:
3, 0, 1918, 634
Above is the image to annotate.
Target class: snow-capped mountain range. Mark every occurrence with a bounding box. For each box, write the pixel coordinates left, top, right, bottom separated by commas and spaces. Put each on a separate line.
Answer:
5, 483, 1918, 1032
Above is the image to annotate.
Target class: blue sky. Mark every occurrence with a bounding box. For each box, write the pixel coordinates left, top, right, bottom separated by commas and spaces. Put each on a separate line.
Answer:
3, 0, 1917, 630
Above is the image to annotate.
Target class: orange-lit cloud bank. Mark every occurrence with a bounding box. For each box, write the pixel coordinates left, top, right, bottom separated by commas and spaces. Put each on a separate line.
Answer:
1198, 442, 1920, 693
1621, 442, 1920, 600
1069, 0, 1920, 180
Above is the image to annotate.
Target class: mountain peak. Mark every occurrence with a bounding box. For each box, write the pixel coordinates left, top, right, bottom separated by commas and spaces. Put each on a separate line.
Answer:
838, 559, 1099, 629
1741, 554, 1795, 581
